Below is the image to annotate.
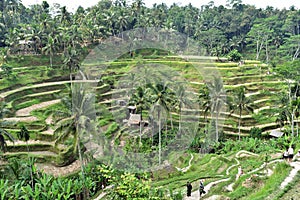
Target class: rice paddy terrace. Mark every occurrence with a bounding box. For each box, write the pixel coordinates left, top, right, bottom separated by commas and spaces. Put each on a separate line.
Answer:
0, 54, 285, 167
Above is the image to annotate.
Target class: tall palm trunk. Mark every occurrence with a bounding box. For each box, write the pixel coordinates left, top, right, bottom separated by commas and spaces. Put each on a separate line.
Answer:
139, 109, 143, 147
215, 111, 219, 142
238, 109, 242, 140
50, 54, 53, 68
291, 111, 295, 136
158, 110, 161, 165
139, 122, 142, 147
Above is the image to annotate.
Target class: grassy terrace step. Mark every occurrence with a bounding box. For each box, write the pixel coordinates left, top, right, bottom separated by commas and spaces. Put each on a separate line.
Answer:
15, 99, 61, 117
3, 126, 48, 139
223, 75, 277, 85
97, 88, 128, 101
222, 122, 279, 134
12, 91, 61, 110
0, 80, 99, 99
26, 90, 61, 97
6, 142, 55, 153
3, 151, 58, 163
190, 81, 282, 90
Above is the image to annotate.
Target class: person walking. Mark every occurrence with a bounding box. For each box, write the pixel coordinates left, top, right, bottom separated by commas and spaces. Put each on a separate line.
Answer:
236, 166, 243, 180
283, 149, 289, 162
288, 146, 294, 162
186, 181, 192, 197
199, 180, 206, 198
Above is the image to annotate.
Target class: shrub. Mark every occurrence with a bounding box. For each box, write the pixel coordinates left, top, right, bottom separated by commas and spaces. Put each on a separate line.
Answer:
228, 49, 242, 62
250, 127, 262, 138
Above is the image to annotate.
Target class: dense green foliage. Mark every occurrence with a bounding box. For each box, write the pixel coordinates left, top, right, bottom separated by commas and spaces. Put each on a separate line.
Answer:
0, 0, 300, 63
0, 0, 300, 199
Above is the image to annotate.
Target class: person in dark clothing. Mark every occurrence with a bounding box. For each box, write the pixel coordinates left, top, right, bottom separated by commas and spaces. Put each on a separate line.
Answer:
186, 181, 192, 197
199, 180, 206, 197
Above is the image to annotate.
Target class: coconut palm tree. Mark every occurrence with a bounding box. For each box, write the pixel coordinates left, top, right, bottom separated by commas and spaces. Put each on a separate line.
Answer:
198, 85, 211, 133
62, 46, 81, 72
42, 35, 58, 68
147, 81, 174, 164
232, 87, 253, 140
129, 86, 150, 146
54, 83, 96, 177
291, 96, 300, 136
174, 84, 194, 133
206, 76, 227, 142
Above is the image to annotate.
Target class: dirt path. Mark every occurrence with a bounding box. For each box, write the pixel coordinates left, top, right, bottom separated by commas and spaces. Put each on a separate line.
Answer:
3, 100, 60, 122
183, 178, 230, 200
176, 153, 194, 173
35, 160, 82, 177
182, 151, 284, 199
6, 139, 53, 146
16, 99, 60, 117
41, 115, 55, 135
280, 161, 300, 189
3, 116, 38, 122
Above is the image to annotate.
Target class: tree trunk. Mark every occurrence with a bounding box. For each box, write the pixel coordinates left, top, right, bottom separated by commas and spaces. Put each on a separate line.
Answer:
292, 111, 295, 137
158, 110, 161, 165
139, 122, 142, 147
238, 110, 241, 140
50, 55, 53, 68
170, 112, 173, 130
165, 121, 168, 145
179, 106, 182, 133
216, 112, 219, 142
265, 39, 269, 63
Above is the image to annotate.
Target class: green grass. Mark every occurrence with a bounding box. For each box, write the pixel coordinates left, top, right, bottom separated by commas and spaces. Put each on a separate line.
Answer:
1, 54, 296, 200
104, 122, 119, 138
152, 153, 234, 192
14, 99, 41, 110
240, 162, 291, 200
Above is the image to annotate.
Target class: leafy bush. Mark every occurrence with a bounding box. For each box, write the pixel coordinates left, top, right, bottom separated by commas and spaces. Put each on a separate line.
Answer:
104, 122, 119, 138
250, 127, 262, 138
228, 49, 242, 62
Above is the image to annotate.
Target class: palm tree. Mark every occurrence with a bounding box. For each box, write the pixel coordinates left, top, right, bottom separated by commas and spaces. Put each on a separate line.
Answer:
54, 83, 96, 188
117, 9, 129, 39
42, 35, 58, 67
275, 91, 300, 136
206, 76, 227, 142
232, 87, 253, 140
129, 86, 150, 146
147, 81, 174, 164
274, 92, 291, 130
62, 47, 81, 72
198, 85, 211, 134
291, 97, 300, 136
175, 84, 193, 133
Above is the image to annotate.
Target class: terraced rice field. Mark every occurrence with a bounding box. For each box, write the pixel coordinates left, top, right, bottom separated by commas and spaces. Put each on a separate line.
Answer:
0, 55, 287, 169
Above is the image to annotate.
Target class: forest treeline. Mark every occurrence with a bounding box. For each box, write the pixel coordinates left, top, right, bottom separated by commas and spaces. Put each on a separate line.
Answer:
0, 0, 299, 63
